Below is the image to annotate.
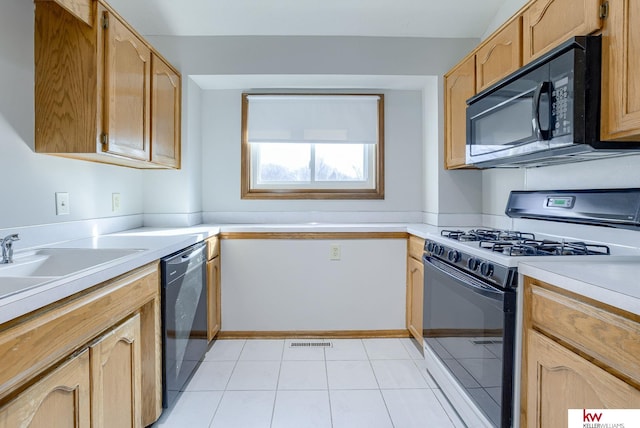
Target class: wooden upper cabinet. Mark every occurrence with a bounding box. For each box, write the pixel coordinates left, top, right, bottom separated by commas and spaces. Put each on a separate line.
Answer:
34, 0, 181, 169
444, 55, 475, 169
151, 55, 181, 168
48, 0, 93, 26
103, 9, 151, 162
601, 0, 640, 141
476, 17, 522, 92
522, 0, 603, 63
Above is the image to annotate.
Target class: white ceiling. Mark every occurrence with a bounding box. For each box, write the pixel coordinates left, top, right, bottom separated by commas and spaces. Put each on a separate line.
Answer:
107, 0, 507, 38
190, 74, 435, 90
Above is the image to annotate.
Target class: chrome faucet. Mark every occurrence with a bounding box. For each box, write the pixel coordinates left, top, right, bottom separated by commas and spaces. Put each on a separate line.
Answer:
1, 234, 19, 264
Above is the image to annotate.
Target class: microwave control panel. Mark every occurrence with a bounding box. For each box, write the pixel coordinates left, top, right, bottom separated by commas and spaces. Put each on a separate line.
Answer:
552, 75, 571, 137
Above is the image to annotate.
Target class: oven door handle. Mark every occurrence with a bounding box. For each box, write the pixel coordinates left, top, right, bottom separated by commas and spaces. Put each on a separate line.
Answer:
423, 255, 505, 302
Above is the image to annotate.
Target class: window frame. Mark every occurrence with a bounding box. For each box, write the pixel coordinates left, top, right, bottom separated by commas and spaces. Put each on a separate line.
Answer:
241, 93, 385, 200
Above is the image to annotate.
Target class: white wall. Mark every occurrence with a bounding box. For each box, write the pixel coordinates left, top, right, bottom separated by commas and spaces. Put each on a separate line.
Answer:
481, 0, 529, 40
423, 77, 483, 227
478, 0, 640, 226
147, 36, 478, 77
145, 34, 481, 224
201, 89, 424, 223
142, 78, 204, 226
1, 0, 488, 234
482, 155, 640, 224
221, 239, 407, 331
0, 0, 143, 238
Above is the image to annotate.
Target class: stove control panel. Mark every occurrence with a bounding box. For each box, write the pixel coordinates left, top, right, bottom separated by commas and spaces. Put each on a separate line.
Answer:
423, 239, 517, 289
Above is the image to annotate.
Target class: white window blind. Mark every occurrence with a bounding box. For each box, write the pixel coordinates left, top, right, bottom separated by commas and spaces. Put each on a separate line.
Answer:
246, 95, 380, 145
241, 93, 384, 199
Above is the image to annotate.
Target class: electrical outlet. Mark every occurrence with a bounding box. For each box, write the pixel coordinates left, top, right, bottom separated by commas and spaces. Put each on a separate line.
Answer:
55, 192, 70, 215
329, 244, 341, 260
112, 193, 121, 212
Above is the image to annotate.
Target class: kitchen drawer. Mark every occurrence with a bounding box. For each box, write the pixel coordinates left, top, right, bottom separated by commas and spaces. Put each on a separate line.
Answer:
206, 236, 219, 260
408, 235, 425, 260
528, 281, 640, 383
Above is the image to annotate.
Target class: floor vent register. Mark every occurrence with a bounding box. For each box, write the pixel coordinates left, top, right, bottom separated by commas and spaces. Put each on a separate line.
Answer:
288, 341, 333, 348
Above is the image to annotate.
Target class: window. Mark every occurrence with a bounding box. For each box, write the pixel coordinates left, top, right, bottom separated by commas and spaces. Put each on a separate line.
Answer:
241, 93, 384, 199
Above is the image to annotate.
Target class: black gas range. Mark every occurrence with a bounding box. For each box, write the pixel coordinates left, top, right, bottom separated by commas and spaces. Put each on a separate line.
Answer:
425, 227, 612, 290
422, 189, 640, 428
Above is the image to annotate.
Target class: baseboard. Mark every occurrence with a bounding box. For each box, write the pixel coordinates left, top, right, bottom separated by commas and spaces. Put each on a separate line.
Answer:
217, 329, 411, 339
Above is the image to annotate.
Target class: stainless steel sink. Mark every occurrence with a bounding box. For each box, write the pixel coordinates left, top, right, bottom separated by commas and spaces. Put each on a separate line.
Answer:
0, 247, 144, 298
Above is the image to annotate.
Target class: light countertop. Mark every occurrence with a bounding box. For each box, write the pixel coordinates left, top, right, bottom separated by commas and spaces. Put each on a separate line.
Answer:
2, 222, 639, 326
0, 226, 219, 325
0, 223, 424, 325
519, 259, 640, 315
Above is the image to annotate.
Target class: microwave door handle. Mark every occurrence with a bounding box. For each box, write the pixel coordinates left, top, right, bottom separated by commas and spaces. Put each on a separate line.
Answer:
532, 81, 551, 140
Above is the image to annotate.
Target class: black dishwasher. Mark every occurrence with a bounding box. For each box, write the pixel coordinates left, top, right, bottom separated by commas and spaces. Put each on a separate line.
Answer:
161, 241, 208, 408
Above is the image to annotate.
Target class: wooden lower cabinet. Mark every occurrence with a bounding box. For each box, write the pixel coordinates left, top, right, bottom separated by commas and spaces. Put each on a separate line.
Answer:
521, 277, 640, 427
90, 314, 142, 428
0, 350, 91, 428
525, 329, 640, 428
0, 316, 143, 428
406, 236, 424, 344
207, 256, 221, 341
406, 256, 424, 343
0, 264, 161, 427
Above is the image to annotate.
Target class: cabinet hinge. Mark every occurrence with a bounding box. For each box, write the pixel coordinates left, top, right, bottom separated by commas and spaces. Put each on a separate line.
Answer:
102, 14, 109, 29
101, 133, 109, 147
599, 1, 609, 19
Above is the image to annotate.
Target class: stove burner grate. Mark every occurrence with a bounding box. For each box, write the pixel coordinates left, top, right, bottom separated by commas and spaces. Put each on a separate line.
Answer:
479, 239, 611, 256
441, 228, 535, 242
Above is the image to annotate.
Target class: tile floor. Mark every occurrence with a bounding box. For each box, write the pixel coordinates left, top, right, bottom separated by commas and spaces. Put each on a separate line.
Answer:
153, 338, 466, 428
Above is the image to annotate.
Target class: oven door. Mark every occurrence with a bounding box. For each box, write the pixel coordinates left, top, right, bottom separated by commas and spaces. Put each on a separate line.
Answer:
423, 255, 515, 428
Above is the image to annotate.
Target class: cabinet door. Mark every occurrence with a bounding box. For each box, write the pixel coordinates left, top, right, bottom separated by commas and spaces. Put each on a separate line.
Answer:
207, 257, 221, 341
102, 9, 151, 161
90, 314, 142, 428
476, 18, 522, 92
0, 350, 90, 428
444, 55, 475, 169
601, 0, 640, 141
406, 256, 424, 344
151, 54, 181, 168
524, 329, 640, 428
522, 0, 602, 63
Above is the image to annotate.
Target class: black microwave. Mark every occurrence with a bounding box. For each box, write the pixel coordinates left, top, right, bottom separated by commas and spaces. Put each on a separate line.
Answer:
466, 36, 640, 168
